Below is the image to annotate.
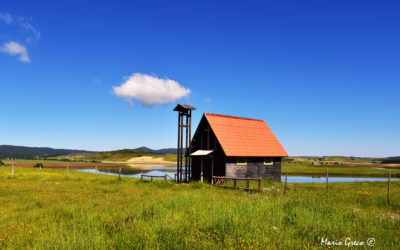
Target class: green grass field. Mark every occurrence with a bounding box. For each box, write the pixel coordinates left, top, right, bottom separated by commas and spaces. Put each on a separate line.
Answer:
282, 163, 400, 177
287, 156, 386, 164
0, 166, 399, 249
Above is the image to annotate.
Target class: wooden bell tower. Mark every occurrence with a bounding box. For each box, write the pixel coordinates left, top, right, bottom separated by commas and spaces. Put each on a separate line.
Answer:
173, 104, 195, 183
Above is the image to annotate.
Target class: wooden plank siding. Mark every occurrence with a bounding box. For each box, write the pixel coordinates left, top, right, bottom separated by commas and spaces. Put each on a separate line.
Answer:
190, 115, 226, 183
225, 157, 281, 181
190, 114, 282, 182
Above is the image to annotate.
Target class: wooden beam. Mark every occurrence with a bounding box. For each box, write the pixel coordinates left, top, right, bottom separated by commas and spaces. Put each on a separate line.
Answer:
326, 167, 329, 200
388, 169, 391, 204
211, 157, 214, 184
204, 127, 210, 149
177, 112, 181, 183
180, 113, 183, 183
188, 110, 192, 181
201, 157, 204, 183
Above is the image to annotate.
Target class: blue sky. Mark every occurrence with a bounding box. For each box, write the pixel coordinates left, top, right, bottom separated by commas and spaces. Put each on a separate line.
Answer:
0, 0, 399, 157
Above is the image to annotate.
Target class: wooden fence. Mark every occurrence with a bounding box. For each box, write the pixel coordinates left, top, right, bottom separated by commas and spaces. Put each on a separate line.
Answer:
140, 172, 175, 182
212, 176, 262, 191
5, 165, 394, 203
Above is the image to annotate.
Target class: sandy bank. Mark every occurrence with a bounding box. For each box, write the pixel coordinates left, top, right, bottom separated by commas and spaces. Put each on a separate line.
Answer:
102, 156, 175, 169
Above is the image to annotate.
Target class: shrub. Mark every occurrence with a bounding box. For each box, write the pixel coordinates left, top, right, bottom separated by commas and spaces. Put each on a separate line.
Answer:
33, 163, 43, 168
0, 160, 4, 166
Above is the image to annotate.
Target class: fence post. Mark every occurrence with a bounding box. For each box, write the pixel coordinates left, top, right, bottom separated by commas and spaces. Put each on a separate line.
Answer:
258, 178, 262, 191
326, 167, 329, 200
247, 179, 250, 190
151, 176, 153, 182
12, 164, 14, 179
141, 172, 144, 181
95, 166, 98, 179
234, 179, 237, 189
388, 169, 391, 204
284, 168, 288, 196
40, 164, 42, 178
164, 174, 167, 181
67, 164, 69, 178
118, 167, 122, 180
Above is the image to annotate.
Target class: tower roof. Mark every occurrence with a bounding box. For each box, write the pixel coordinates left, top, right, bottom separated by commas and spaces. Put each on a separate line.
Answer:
173, 104, 196, 112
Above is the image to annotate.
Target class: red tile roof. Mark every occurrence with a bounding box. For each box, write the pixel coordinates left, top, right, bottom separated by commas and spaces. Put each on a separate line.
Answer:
204, 113, 288, 157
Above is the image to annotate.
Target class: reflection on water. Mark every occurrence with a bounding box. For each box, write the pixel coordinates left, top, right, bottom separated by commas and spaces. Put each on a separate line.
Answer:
75, 167, 399, 183
76, 166, 178, 179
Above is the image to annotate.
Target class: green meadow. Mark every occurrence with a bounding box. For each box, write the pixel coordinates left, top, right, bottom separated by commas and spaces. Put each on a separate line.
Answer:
282, 163, 400, 177
0, 166, 399, 249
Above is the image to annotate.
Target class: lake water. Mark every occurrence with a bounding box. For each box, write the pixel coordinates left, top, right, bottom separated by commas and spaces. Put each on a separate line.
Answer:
75, 167, 399, 183
77, 168, 175, 179
284, 176, 398, 183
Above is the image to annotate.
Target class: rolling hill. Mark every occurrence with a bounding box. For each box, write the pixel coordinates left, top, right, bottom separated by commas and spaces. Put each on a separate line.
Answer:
0, 145, 97, 159
83, 148, 178, 162
134, 147, 176, 155
84, 149, 152, 161
0, 145, 177, 161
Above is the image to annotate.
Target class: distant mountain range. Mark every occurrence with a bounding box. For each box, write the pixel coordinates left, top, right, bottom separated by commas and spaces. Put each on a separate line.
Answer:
1, 145, 398, 162
0, 145, 97, 158
0, 145, 176, 158
382, 156, 400, 164
134, 147, 176, 155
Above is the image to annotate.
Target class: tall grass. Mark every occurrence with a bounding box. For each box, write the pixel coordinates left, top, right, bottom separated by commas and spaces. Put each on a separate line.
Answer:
0, 166, 399, 249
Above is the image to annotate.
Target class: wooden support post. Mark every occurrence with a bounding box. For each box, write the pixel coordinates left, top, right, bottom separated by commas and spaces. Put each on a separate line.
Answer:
164, 174, 167, 181
200, 158, 204, 182
326, 167, 329, 200
177, 112, 181, 184
258, 178, 262, 191
141, 171, 144, 181
12, 164, 14, 179
188, 110, 192, 181
118, 167, 121, 180
284, 168, 288, 196
95, 166, 98, 179
388, 169, 391, 204
40, 164, 42, 178
67, 164, 69, 178
211, 157, 214, 184
180, 114, 183, 183
234, 179, 237, 189
247, 179, 250, 189
185, 114, 188, 182
151, 176, 153, 182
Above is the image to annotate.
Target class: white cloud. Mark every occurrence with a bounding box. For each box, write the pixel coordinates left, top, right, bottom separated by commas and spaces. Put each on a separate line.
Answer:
0, 13, 40, 43
0, 12, 39, 62
18, 17, 41, 42
1, 41, 30, 62
0, 12, 12, 24
113, 73, 191, 107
